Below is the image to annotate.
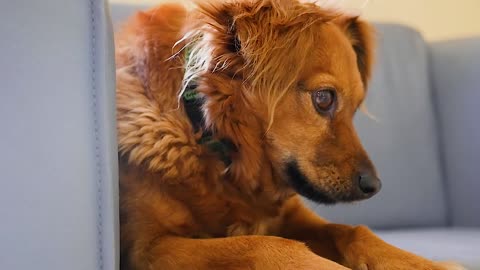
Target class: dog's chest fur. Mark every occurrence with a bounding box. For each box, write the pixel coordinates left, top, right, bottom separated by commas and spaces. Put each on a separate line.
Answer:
119, 159, 286, 242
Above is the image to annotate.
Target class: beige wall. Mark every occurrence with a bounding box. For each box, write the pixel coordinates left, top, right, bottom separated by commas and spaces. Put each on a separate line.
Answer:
363, 0, 480, 41
110, 0, 480, 41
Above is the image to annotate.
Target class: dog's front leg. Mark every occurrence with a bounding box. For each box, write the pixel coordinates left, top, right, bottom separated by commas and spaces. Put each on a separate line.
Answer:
279, 196, 464, 270
132, 235, 349, 270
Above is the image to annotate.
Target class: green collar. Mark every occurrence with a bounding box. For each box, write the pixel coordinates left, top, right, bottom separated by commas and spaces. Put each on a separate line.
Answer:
182, 85, 235, 165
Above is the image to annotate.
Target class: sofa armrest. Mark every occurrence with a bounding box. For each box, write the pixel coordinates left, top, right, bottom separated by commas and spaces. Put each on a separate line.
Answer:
429, 37, 480, 227
0, 0, 118, 269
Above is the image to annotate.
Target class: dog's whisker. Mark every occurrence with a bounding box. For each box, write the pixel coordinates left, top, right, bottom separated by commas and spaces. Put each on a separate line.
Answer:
360, 103, 380, 123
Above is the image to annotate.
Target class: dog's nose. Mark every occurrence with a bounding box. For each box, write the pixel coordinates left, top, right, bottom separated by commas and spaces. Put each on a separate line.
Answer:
358, 173, 381, 196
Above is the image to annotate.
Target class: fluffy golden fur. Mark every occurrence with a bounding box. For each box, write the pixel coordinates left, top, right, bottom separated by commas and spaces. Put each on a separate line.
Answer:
116, 1, 464, 269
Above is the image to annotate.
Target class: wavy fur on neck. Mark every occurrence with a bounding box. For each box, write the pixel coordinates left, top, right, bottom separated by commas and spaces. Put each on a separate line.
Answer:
179, 0, 340, 191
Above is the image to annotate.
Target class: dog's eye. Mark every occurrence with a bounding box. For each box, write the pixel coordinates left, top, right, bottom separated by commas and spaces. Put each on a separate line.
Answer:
312, 89, 336, 114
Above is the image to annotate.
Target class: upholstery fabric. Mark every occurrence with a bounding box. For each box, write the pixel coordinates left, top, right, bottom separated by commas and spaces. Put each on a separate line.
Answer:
0, 1, 118, 269
430, 38, 480, 227
377, 228, 480, 269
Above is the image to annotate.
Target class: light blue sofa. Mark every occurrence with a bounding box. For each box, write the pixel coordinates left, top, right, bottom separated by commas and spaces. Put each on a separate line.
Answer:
1, 1, 478, 269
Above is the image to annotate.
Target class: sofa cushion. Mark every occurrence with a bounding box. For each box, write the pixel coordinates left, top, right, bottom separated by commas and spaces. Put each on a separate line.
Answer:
312, 24, 448, 228
430, 38, 480, 227
377, 228, 480, 269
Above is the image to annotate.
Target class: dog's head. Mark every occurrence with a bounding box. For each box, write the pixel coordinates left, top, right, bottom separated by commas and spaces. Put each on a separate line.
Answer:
187, 0, 380, 203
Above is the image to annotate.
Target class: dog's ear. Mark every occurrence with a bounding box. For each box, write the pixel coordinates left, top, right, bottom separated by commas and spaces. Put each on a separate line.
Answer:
337, 17, 375, 88
186, 1, 245, 78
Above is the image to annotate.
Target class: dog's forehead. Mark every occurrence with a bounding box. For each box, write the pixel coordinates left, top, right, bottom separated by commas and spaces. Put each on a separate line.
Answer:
311, 24, 357, 72
302, 23, 366, 101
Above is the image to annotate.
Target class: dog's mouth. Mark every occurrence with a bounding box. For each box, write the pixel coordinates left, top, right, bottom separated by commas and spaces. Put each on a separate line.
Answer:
285, 160, 338, 204
285, 159, 376, 204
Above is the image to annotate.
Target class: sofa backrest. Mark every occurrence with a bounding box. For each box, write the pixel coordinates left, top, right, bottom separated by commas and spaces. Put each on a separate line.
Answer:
0, 1, 118, 269
109, 4, 449, 229
430, 38, 480, 227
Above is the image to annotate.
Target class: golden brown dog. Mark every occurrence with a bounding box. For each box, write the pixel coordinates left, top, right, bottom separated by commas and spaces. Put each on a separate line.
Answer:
115, 0, 463, 269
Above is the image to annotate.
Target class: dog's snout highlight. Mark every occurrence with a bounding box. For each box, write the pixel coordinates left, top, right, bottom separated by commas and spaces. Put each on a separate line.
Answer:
357, 173, 381, 196
354, 156, 381, 198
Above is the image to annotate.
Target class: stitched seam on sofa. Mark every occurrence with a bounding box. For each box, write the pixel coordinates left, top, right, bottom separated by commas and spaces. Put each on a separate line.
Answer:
90, 1, 105, 269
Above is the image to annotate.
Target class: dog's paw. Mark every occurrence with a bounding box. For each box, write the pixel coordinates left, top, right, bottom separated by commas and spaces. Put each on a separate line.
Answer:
436, 261, 468, 270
